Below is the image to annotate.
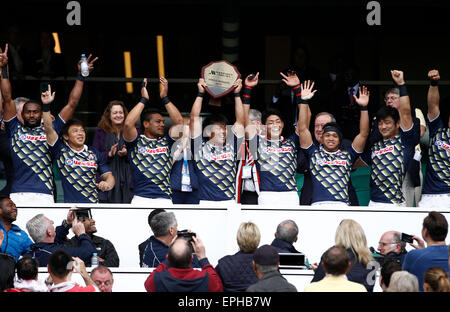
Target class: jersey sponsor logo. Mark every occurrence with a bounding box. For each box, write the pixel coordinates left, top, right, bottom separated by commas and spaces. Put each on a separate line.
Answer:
65, 158, 97, 168
263, 146, 292, 153
435, 139, 450, 151
316, 158, 347, 166
203, 152, 233, 161
138, 146, 168, 155
18, 134, 47, 142
372, 145, 394, 158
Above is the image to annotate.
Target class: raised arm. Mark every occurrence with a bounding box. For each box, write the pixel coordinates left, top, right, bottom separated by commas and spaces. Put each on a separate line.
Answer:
0, 44, 17, 120
123, 78, 149, 142
190, 78, 206, 138
232, 78, 245, 137
41, 84, 58, 145
427, 69, 440, 120
242, 73, 259, 139
159, 77, 184, 139
391, 70, 413, 130
293, 80, 316, 148
351, 86, 370, 152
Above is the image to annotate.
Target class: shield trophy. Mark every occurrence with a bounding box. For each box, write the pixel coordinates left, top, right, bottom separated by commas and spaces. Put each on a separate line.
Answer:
201, 60, 241, 98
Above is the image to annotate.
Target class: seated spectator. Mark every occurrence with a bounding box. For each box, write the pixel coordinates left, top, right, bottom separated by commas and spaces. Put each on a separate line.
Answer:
24, 207, 96, 266
91, 265, 114, 292
144, 236, 223, 292
423, 267, 450, 292
47, 249, 98, 292
0, 253, 15, 291
386, 271, 419, 292
65, 208, 119, 267
311, 219, 374, 291
246, 245, 297, 292
375, 231, 408, 265
304, 246, 367, 292
5, 256, 48, 292
215, 222, 260, 292
402, 211, 449, 291
379, 258, 402, 291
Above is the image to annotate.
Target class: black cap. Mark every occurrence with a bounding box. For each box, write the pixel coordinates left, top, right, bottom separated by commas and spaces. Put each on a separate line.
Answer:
253, 245, 279, 265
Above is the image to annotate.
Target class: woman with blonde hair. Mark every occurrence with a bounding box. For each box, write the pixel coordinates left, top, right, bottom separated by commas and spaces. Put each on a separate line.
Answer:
423, 267, 450, 292
215, 222, 261, 292
310, 219, 374, 291
93, 100, 133, 203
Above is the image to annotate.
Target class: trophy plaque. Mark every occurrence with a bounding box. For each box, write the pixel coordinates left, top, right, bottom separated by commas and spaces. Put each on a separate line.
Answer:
201, 60, 241, 98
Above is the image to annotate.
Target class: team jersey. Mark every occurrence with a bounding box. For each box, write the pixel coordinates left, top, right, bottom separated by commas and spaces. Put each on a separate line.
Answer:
192, 134, 242, 201
125, 134, 175, 199
362, 124, 419, 204
422, 114, 450, 194
5, 116, 65, 195
249, 133, 299, 192
50, 139, 110, 203
302, 144, 360, 204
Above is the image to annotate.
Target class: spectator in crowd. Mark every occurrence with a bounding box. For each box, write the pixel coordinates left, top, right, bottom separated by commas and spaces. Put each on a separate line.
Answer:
375, 231, 408, 265
0, 196, 33, 261
215, 222, 260, 292
144, 235, 223, 292
271, 219, 303, 254
297, 80, 369, 206
242, 72, 302, 205
47, 249, 98, 292
402, 211, 449, 291
24, 207, 96, 266
423, 266, 450, 292
124, 78, 184, 204
65, 208, 119, 267
0, 253, 15, 291
419, 69, 450, 207
93, 100, 133, 203
379, 258, 402, 291
360, 70, 419, 207
139, 208, 165, 266
0, 45, 97, 205
311, 219, 374, 291
305, 246, 367, 292
91, 265, 114, 292
190, 78, 244, 204
5, 256, 48, 292
386, 271, 419, 292
30, 31, 66, 79
246, 244, 297, 292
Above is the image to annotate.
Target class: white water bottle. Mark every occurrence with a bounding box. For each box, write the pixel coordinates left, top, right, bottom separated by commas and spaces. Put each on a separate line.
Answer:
91, 252, 99, 267
80, 54, 89, 77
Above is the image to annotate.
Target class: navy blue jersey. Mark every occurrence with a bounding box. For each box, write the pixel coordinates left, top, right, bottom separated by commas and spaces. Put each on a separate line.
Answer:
125, 135, 175, 199
51, 139, 110, 203
5, 116, 65, 195
302, 144, 360, 204
422, 115, 450, 194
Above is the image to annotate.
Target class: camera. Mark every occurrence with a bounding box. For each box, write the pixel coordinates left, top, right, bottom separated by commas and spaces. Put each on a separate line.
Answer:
177, 230, 196, 242
401, 233, 414, 243
74, 208, 92, 221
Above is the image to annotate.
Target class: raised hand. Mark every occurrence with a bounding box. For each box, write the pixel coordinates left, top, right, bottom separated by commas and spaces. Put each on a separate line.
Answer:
117, 145, 127, 157
233, 78, 243, 93
108, 143, 118, 158
428, 69, 440, 82
245, 72, 259, 88
390, 70, 405, 85
41, 84, 56, 104
280, 71, 300, 87
141, 78, 149, 100
300, 80, 317, 100
77, 54, 98, 73
353, 86, 370, 107
0, 44, 8, 68
198, 78, 206, 93
160, 77, 169, 98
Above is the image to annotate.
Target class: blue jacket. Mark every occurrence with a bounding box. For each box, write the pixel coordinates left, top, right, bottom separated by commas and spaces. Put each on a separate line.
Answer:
0, 221, 33, 262
23, 223, 96, 267
271, 238, 300, 253
215, 251, 258, 292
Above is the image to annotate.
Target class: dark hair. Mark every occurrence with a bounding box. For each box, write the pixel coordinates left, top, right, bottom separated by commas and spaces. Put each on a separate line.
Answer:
322, 246, 350, 275
423, 211, 448, 242
202, 114, 228, 130
148, 208, 166, 227
262, 108, 283, 124
380, 258, 402, 288
376, 105, 400, 125
16, 256, 39, 280
22, 99, 42, 113
48, 249, 72, 279
0, 253, 16, 291
61, 118, 85, 138
167, 239, 192, 269
140, 108, 163, 133
322, 122, 343, 143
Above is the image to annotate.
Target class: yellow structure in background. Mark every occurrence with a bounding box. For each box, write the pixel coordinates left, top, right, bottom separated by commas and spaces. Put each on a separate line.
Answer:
123, 51, 133, 94
52, 32, 62, 54
156, 35, 165, 91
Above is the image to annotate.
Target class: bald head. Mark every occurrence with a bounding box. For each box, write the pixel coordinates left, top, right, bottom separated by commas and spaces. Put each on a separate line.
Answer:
167, 238, 193, 268
378, 231, 402, 255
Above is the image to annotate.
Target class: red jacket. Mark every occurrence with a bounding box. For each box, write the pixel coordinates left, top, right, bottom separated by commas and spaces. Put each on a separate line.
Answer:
144, 258, 223, 292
